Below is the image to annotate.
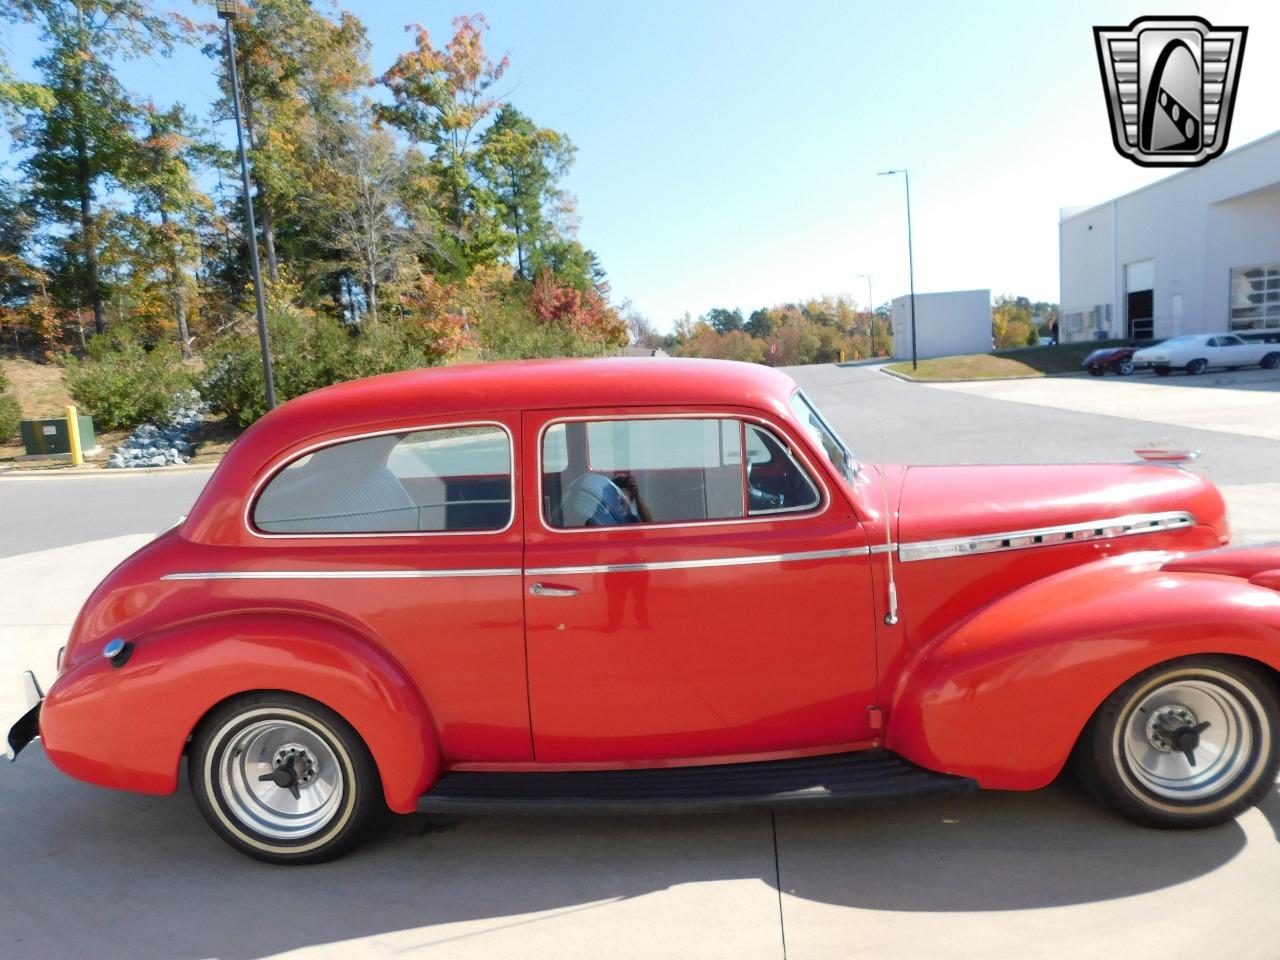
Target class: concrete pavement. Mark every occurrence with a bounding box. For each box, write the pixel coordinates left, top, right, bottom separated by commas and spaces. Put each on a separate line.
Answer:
2, 363, 1279, 959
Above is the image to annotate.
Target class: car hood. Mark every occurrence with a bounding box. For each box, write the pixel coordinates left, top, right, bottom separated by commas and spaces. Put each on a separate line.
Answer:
896, 463, 1227, 544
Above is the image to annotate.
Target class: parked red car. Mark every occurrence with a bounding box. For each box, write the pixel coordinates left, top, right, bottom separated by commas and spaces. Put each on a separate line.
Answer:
10, 358, 1280, 863
1082, 346, 1138, 376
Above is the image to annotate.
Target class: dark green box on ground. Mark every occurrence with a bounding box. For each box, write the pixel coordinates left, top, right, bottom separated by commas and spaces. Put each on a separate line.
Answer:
19, 415, 96, 456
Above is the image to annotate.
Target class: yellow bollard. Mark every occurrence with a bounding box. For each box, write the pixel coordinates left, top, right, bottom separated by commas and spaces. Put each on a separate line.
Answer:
65, 404, 84, 467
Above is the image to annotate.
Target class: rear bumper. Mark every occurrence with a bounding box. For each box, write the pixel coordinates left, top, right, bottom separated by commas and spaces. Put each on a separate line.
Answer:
6, 671, 44, 761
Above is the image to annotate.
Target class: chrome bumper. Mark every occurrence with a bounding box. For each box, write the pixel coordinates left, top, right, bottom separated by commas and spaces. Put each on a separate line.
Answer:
6, 671, 44, 762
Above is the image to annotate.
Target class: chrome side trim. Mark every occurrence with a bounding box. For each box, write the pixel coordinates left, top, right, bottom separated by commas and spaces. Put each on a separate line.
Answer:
897, 511, 1197, 563
525, 547, 867, 577
161, 568, 522, 581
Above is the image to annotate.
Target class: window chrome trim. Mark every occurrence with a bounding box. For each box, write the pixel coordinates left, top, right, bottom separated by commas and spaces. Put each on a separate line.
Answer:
244, 419, 517, 540
896, 511, 1196, 563
525, 547, 868, 577
162, 568, 522, 581
534, 411, 831, 535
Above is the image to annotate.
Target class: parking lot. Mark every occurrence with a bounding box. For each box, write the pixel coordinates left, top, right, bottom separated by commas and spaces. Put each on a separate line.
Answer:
1, 362, 1278, 960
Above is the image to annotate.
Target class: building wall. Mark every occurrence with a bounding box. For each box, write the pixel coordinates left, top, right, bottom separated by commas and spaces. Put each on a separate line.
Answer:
890, 289, 991, 360
1060, 130, 1280, 343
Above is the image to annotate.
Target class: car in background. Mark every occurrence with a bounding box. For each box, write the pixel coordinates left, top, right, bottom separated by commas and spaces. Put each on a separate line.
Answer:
1133, 334, 1280, 376
1082, 346, 1138, 376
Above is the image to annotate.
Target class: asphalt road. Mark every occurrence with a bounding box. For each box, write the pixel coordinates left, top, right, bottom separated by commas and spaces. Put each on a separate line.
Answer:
1, 363, 1278, 959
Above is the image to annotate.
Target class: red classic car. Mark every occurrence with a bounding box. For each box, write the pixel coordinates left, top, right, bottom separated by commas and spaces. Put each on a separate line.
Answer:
9, 358, 1280, 863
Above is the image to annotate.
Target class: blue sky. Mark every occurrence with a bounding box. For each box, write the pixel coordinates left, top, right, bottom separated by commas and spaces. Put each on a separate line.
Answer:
4, 1, 1278, 329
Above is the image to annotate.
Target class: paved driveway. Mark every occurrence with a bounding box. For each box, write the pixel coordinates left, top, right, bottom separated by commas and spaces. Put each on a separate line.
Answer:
2, 364, 1279, 960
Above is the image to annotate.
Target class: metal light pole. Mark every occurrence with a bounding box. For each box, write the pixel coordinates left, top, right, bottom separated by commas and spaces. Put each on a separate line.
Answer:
217, 0, 276, 410
877, 169, 918, 370
856, 273, 873, 355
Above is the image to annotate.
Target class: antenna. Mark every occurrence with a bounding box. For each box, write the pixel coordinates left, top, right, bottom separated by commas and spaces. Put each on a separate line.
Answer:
879, 419, 899, 626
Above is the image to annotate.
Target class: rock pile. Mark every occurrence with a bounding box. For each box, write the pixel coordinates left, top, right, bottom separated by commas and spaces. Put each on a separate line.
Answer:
106, 391, 207, 469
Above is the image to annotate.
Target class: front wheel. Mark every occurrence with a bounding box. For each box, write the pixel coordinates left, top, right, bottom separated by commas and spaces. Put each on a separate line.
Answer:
1088, 365, 1106, 376
190, 692, 384, 864
1075, 657, 1280, 829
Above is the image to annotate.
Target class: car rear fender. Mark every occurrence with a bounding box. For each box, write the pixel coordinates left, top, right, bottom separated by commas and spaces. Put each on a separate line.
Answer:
885, 553, 1280, 790
39, 612, 439, 813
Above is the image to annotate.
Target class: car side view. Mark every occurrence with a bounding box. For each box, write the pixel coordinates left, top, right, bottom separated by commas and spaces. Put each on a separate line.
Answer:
9, 358, 1280, 864
1133, 333, 1280, 375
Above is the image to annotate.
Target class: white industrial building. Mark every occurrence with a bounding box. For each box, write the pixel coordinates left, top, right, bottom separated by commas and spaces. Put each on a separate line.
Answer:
890, 289, 991, 360
1059, 130, 1280, 343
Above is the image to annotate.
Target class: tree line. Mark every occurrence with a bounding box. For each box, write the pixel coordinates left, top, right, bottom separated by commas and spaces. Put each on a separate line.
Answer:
0, 1, 627, 426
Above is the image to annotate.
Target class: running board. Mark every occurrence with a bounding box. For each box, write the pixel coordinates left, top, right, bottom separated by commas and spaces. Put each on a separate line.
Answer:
417, 749, 977, 816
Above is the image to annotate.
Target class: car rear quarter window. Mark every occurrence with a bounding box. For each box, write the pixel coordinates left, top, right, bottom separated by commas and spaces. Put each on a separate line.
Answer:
253, 424, 512, 534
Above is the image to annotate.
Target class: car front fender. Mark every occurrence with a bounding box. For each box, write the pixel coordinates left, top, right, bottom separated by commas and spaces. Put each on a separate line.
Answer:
39, 612, 439, 813
885, 553, 1280, 790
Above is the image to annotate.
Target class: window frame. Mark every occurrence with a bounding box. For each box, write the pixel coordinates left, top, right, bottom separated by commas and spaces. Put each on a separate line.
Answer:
245, 419, 517, 540
535, 411, 829, 535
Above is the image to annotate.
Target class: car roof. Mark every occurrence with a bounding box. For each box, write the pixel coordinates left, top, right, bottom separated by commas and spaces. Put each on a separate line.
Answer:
287, 356, 798, 420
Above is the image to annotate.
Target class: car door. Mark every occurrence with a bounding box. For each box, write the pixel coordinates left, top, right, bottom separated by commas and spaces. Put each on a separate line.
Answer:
520, 407, 879, 764
1219, 334, 1260, 365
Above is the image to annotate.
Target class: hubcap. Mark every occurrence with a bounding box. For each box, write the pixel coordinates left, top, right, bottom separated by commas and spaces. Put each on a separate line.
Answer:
219, 719, 344, 840
1122, 677, 1256, 802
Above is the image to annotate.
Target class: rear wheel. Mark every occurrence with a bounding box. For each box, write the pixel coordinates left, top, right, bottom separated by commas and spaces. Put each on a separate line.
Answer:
1117, 360, 1135, 376
190, 692, 383, 864
1154, 365, 1172, 377
1262, 352, 1280, 370
1075, 657, 1279, 828
1186, 358, 1208, 375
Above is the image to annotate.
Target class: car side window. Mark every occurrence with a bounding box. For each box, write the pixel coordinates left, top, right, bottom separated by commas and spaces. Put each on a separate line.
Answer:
543, 418, 744, 528
744, 424, 821, 514
253, 425, 512, 534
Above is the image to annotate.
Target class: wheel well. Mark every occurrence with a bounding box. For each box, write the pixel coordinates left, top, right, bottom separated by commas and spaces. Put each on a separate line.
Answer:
1068, 653, 1280, 763
183, 688, 374, 760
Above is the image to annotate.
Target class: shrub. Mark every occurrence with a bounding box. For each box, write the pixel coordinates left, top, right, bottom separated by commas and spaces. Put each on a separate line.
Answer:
66, 335, 195, 430
202, 311, 432, 428
0, 393, 20, 442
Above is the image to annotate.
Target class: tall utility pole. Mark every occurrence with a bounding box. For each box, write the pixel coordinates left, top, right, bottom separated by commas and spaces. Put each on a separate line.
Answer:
877, 169, 918, 370
856, 273, 874, 354
217, 0, 276, 411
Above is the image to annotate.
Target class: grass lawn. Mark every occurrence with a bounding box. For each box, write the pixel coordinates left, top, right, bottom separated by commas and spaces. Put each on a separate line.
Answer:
886, 341, 1132, 381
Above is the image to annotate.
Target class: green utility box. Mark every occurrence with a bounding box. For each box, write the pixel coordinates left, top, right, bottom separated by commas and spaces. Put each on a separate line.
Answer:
19, 415, 96, 457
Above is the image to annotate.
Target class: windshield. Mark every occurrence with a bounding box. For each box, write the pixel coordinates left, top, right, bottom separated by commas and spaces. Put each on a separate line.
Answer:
789, 390, 858, 486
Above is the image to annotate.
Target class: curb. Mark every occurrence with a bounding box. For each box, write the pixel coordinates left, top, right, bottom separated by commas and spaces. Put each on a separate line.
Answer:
0, 461, 219, 479
879, 367, 1089, 384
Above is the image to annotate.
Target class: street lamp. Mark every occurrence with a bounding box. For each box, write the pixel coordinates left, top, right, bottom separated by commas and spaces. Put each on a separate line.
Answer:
855, 273, 874, 354
877, 169, 918, 370
217, 0, 277, 411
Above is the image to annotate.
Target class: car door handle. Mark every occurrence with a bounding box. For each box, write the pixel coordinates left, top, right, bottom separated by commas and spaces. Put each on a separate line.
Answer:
529, 583, 580, 597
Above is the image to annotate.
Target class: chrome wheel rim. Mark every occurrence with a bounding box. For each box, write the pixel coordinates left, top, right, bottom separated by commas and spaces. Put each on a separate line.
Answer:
218, 717, 345, 841
1120, 674, 1260, 803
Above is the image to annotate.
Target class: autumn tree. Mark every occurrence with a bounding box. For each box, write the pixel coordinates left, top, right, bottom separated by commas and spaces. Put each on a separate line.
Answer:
377, 15, 510, 271
8, 0, 177, 334
204, 0, 372, 288
474, 104, 574, 279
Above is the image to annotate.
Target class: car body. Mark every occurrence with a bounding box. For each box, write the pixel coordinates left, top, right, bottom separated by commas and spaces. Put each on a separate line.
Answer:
1082, 346, 1138, 376
1133, 334, 1280, 375
10, 357, 1280, 863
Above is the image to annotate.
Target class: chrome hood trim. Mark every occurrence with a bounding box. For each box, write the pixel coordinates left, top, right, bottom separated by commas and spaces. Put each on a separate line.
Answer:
897, 511, 1196, 563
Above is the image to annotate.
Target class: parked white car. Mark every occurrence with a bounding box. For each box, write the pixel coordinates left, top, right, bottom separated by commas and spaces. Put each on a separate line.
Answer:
1133, 334, 1280, 376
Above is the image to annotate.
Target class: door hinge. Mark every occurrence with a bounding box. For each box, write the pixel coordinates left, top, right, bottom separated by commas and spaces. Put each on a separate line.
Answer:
867, 705, 884, 731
